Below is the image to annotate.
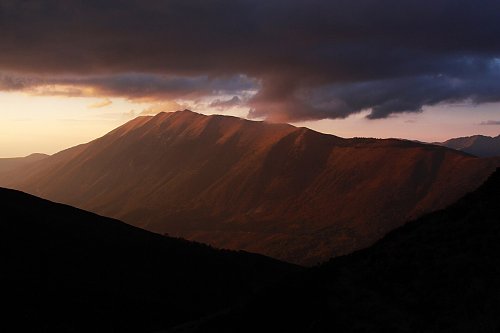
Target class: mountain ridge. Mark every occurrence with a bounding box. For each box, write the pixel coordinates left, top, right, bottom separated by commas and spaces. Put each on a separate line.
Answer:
1, 110, 498, 265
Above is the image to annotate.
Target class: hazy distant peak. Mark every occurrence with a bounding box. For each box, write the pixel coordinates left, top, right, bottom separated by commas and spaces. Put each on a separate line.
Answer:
438, 134, 500, 157
0, 153, 50, 174
25, 153, 50, 159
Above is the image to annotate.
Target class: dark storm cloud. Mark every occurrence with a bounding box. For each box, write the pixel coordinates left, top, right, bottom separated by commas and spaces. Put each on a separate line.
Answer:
1, 0, 500, 120
0, 72, 256, 99
66, 74, 257, 99
0, 73, 38, 91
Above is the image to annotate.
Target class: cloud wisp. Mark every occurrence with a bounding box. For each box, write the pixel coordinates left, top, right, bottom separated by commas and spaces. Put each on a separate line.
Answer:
480, 120, 500, 126
88, 99, 112, 109
209, 96, 242, 109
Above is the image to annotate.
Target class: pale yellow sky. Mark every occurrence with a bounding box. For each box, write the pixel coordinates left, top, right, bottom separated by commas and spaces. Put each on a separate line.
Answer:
0, 92, 137, 157
1, 91, 499, 158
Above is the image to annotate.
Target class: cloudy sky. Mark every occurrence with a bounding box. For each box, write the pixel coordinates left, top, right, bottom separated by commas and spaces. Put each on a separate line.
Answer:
1, 0, 500, 157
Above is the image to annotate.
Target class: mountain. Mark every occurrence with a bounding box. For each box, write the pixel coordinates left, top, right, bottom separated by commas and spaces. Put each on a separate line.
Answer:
180, 168, 500, 333
438, 134, 500, 157
0, 187, 296, 332
1, 110, 498, 265
0, 153, 48, 173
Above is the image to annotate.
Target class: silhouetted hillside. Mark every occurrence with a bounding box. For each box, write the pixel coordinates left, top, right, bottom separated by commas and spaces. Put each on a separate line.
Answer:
183, 168, 500, 332
1, 110, 498, 265
0, 188, 297, 333
0, 153, 48, 173
438, 134, 500, 157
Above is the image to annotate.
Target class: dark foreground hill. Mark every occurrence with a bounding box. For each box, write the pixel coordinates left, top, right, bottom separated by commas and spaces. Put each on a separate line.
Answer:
181, 168, 500, 333
0, 188, 297, 333
1, 110, 498, 265
438, 134, 500, 157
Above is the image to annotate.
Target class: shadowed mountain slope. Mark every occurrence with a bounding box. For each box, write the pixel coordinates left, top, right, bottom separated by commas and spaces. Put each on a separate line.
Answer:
438, 134, 500, 157
180, 168, 500, 333
0, 188, 296, 333
0, 153, 48, 173
1, 110, 498, 265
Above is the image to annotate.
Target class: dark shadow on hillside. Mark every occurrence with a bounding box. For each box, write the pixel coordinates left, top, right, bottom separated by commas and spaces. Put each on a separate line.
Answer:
181, 168, 500, 332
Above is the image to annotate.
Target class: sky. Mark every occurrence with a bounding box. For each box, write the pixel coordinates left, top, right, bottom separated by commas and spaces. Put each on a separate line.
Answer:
1, 0, 499, 157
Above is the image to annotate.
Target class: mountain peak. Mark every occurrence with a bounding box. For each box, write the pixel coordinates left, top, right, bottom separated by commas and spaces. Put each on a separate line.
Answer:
118, 110, 300, 142
153, 109, 200, 119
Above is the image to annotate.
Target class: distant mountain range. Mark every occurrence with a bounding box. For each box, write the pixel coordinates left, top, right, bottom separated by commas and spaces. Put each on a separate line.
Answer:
1, 110, 498, 265
0, 187, 296, 332
436, 134, 500, 157
0, 153, 48, 173
181, 167, 500, 332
